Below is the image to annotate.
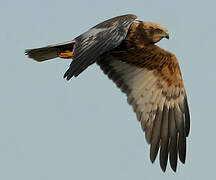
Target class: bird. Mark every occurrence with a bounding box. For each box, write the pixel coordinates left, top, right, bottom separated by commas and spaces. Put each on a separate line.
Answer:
25, 14, 190, 172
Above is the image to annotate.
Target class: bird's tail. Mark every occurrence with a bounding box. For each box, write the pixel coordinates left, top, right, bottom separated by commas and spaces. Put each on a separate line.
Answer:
25, 40, 76, 62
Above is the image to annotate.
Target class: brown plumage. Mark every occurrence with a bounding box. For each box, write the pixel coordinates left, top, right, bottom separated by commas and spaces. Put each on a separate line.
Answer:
25, 14, 190, 172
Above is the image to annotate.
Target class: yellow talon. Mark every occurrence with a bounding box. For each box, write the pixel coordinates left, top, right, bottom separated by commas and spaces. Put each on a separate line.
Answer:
59, 50, 73, 59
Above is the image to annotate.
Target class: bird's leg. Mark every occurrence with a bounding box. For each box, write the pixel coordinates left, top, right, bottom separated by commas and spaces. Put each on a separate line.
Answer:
58, 50, 74, 59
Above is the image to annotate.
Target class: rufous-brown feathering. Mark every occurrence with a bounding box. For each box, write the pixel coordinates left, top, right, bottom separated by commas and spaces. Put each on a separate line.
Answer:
25, 14, 190, 172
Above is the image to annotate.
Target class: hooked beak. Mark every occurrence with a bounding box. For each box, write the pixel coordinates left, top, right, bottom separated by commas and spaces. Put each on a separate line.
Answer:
165, 34, 169, 39
165, 31, 169, 39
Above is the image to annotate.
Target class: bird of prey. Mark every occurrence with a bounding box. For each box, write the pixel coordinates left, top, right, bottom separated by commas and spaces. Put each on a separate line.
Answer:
25, 14, 190, 172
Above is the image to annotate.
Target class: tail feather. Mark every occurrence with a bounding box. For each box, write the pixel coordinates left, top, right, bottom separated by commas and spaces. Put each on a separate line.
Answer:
25, 47, 59, 62
25, 40, 75, 62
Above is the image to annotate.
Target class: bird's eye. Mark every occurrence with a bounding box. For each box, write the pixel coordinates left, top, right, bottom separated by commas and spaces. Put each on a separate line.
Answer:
154, 28, 163, 34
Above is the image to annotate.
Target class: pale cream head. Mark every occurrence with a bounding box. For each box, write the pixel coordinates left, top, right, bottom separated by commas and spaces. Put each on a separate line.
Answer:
144, 22, 169, 43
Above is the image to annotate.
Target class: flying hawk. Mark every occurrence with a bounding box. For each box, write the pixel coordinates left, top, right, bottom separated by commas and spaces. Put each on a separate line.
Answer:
25, 14, 190, 172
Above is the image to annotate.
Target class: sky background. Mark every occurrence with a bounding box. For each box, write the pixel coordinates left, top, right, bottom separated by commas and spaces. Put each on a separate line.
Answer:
0, 0, 215, 179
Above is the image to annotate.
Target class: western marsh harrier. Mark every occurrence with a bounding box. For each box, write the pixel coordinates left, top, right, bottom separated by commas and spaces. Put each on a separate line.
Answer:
25, 14, 190, 172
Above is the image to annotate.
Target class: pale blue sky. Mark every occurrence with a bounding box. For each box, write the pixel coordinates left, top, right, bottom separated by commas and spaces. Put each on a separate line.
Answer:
0, 0, 215, 179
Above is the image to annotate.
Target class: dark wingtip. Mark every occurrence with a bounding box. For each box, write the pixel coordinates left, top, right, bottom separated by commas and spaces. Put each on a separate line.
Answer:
150, 108, 163, 164
161, 167, 166, 173
63, 72, 67, 79
184, 99, 190, 137
169, 139, 178, 172
66, 76, 72, 81
63, 74, 72, 81
63, 68, 73, 81
150, 143, 159, 164
172, 166, 177, 172
160, 158, 167, 172
178, 135, 186, 164
159, 144, 168, 172
170, 158, 177, 172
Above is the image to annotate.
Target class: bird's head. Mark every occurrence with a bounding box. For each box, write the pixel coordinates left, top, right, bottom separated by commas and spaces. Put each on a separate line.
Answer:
131, 21, 169, 45
143, 22, 169, 44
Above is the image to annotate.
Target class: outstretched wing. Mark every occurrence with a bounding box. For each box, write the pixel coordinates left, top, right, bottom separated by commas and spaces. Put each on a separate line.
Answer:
97, 45, 190, 172
64, 14, 137, 80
